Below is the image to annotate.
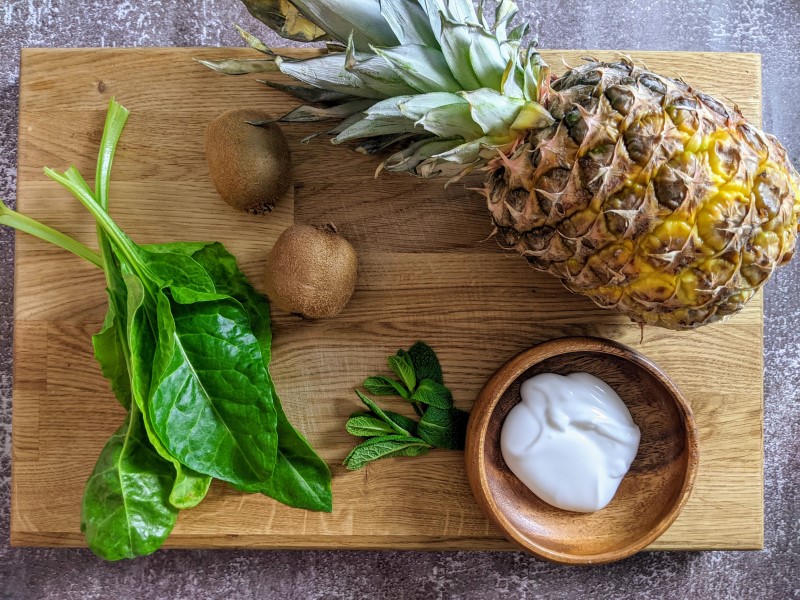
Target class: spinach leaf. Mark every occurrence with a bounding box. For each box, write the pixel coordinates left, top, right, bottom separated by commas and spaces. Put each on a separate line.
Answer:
14, 98, 338, 560
124, 272, 212, 510
363, 375, 411, 399
81, 404, 178, 561
88, 104, 215, 512
408, 341, 443, 384
137, 248, 216, 294
410, 379, 453, 409
92, 304, 132, 410
169, 465, 214, 510
186, 243, 332, 511
235, 383, 332, 512
93, 222, 133, 411
148, 288, 279, 486
343, 435, 432, 470
140, 241, 333, 511
418, 407, 469, 451
142, 241, 213, 257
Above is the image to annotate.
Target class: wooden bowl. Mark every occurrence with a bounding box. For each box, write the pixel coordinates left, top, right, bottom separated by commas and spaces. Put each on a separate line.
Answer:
465, 337, 698, 565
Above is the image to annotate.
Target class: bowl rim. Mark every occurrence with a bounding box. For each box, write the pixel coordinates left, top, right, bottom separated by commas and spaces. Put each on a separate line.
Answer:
465, 336, 700, 565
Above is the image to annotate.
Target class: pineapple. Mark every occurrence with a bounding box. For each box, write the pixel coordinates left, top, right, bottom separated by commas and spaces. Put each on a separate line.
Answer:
205, 0, 800, 329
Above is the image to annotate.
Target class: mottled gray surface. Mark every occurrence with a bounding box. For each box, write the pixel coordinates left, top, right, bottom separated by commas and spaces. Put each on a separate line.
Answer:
1, 0, 798, 598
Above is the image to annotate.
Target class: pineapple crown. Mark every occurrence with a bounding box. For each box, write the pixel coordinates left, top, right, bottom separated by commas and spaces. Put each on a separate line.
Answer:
203, 0, 554, 180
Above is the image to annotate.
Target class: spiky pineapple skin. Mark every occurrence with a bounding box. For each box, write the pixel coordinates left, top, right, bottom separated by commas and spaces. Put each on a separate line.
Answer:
487, 60, 800, 330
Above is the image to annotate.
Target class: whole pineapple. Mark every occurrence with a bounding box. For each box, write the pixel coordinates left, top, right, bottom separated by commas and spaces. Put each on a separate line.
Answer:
488, 60, 800, 328
206, 0, 800, 329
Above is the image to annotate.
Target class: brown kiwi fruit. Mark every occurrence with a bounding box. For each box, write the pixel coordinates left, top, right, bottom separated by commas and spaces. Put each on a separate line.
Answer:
265, 224, 358, 319
205, 108, 291, 214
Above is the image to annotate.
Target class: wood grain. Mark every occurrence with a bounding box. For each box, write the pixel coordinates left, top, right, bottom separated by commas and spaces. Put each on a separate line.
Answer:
11, 48, 763, 551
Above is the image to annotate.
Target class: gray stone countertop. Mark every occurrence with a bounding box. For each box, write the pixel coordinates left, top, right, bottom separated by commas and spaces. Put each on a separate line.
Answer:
1, 1, 798, 598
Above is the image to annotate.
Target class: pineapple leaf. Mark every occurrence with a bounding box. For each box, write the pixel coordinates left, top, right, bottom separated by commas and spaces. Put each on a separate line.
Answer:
328, 112, 368, 134
445, 0, 479, 23
240, 0, 331, 43
494, 0, 519, 41
398, 92, 466, 121
523, 50, 550, 102
365, 96, 414, 119
417, 157, 468, 179
467, 32, 506, 89
460, 88, 524, 136
507, 21, 530, 42
418, 0, 445, 37
501, 50, 525, 98
215, 0, 547, 178
276, 54, 386, 99
258, 80, 355, 103
344, 34, 418, 97
233, 24, 273, 54
355, 133, 416, 155
332, 115, 421, 144
379, 0, 439, 48
195, 58, 278, 75
349, 55, 419, 97
382, 137, 461, 172
510, 101, 555, 134
432, 136, 498, 163
476, 0, 489, 28
276, 99, 376, 123
371, 45, 461, 93
416, 101, 484, 139
438, 18, 482, 90
288, 0, 399, 51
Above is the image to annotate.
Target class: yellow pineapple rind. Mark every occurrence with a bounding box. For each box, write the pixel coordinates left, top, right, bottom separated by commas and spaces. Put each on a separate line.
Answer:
486, 60, 800, 330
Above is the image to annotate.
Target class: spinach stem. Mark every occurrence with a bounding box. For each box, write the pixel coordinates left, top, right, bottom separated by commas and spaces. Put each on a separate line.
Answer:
43, 167, 153, 291
95, 98, 130, 212
0, 199, 103, 269
94, 98, 130, 294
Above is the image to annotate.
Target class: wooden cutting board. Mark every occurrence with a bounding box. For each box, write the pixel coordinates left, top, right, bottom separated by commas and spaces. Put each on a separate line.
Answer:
11, 48, 763, 551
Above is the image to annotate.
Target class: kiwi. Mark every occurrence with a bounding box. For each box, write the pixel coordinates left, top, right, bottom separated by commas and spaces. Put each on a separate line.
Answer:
205, 108, 291, 214
265, 224, 358, 319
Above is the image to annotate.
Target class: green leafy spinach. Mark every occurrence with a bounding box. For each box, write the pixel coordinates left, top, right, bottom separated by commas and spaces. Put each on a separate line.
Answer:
0, 98, 332, 560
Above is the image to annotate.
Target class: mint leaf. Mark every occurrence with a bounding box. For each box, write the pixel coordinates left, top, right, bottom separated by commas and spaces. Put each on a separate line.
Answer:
343, 341, 468, 472
355, 390, 413, 437
388, 351, 416, 391
408, 342, 443, 385
383, 410, 418, 436
410, 379, 453, 409
349, 409, 418, 437
343, 435, 432, 470
364, 375, 411, 400
418, 407, 469, 450
346, 415, 398, 438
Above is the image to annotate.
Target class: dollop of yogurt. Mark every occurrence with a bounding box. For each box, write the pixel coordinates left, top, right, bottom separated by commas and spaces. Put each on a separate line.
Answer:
500, 372, 641, 513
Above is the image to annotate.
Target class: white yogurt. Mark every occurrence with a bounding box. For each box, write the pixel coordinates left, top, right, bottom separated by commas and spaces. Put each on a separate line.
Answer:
500, 372, 641, 513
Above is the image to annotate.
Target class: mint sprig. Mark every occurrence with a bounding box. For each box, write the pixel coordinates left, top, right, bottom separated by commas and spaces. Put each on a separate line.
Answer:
343, 342, 469, 470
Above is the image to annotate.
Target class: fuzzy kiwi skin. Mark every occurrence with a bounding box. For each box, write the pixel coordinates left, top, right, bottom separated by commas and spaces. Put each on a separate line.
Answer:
265, 225, 358, 319
205, 108, 291, 215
